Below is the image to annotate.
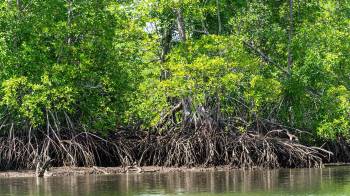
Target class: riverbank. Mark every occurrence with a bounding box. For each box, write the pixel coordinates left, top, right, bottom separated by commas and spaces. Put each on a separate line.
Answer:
0, 166, 251, 178
3, 162, 350, 178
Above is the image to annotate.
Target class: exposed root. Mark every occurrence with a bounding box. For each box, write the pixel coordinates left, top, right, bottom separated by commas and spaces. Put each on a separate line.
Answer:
0, 129, 132, 170
92, 166, 109, 174
133, 100, 332, 168
0, 110, 333, 170
136, 129, 330, 168
0, 127, 331, 170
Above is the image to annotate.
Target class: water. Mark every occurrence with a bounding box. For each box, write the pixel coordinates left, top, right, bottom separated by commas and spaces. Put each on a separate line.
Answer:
1, 167, 350, 196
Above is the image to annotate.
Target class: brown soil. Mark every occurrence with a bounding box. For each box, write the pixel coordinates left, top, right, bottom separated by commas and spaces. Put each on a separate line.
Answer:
0, 166, 239, 178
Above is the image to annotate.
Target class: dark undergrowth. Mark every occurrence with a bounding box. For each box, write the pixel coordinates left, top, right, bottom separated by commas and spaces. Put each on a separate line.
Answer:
0, 117, 334, 171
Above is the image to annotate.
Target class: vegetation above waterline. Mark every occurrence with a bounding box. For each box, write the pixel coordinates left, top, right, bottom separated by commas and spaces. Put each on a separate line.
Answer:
0, 0, 349, 170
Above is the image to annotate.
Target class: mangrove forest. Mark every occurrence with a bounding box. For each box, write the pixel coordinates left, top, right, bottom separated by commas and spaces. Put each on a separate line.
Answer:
0, 0, 349, 171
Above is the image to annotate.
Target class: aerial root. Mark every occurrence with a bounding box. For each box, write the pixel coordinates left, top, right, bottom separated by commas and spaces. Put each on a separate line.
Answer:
0, 130, 132, 170
136, 126, 333, 168
0, 129, 332, 170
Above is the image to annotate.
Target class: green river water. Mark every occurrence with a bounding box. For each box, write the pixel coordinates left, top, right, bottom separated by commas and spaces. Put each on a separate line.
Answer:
1, 166, 350, 196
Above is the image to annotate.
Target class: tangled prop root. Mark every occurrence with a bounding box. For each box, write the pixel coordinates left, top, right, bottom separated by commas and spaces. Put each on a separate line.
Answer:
136, 129, 331, 168
0, 128, 331, 170
0, 130, 133, 170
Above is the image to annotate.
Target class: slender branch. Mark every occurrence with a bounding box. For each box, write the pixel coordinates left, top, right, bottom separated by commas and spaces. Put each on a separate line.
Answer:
243, 41, 288, 74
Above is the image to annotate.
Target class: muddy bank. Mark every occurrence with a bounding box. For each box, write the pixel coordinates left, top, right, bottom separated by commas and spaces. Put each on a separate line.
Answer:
0, 166, 241, 178
1, 163, 343, 178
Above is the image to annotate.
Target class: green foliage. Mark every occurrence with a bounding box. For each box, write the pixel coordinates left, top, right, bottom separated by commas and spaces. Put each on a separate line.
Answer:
1, 76, 75, 126
0, 0, 349, 142
245, 76, 282, 112
128, 35, 266, 127
318, 86, 350, 139
0, 0, 146, 130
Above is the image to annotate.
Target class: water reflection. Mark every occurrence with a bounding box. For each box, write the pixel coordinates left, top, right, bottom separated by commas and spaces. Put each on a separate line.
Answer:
1, 167, 350, 195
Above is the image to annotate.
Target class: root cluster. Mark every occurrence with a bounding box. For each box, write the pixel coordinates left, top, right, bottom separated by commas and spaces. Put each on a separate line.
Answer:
137, 129, 329, 168
0, 110, 332, 170
0, 128, 331, 170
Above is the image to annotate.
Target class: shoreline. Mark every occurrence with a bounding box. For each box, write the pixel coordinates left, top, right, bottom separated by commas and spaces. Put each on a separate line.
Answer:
0, 166, 236, 178
0, 164, 346, 178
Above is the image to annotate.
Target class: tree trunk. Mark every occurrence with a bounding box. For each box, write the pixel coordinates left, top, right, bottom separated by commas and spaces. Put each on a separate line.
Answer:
216, 0, 222, 34
176, 8, 186, 42
16, 0, 21, 11
160, 23, 174, 81
287, 0, 293, 74
160, 23, 174, 63
66, 0, 73, 45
